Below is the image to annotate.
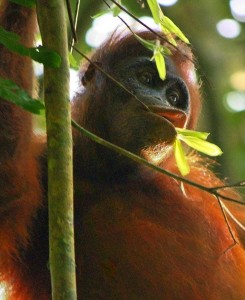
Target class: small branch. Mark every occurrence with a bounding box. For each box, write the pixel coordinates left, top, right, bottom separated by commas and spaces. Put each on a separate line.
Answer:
71, 44, 244, 206
103, 0, 194, 63
222, 201, 245, 232
210, 181, 245, 191
71, 119, 245, 206
70, 0, 81, 51
216, 196, 237, 246
103, 0, 171, 44
66, 0, 78, 43
72, 119, 245, 250
213, 192, 245, 205
72, 45, 150, 111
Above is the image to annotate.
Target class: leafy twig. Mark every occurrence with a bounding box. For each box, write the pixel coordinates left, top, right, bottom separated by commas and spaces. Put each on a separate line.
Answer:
103, 0, 174, 47
71, 119, 245, 206
70, 0, 81, 51
103, 0, 194, 64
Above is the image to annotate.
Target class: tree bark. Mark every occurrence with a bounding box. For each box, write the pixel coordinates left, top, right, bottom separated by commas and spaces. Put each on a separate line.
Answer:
36, 1, 77, 299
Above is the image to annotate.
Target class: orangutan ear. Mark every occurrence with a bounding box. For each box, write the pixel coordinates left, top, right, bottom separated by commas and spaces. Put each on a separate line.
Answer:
82, 61, 101, 86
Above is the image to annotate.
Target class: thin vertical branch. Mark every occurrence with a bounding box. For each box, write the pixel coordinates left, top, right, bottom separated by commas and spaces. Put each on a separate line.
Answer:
36, 1, 77, 299
70, 0, 81, 51
66, 0, 78, 44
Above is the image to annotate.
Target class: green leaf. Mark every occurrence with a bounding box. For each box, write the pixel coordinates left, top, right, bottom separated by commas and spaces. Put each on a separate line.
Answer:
161, 45, 172, 56
178, 134, 223, 157
92, 9, 110, 19
147, 0, 161, 24
173, 129, 222, 175
0, 26, 19, 43
176, 128, 209, 140
0, 26, 28, 55
68, 53, 79, 69
134, 34, 156, 52
174, 139, 190, 176
154, 48, 166, 80
29, 46, 61, 68
146, 0, 189, 46
0, 26, 61, 67
134, 35, 168, 80
9, 0, 36, 8
160, 16, 190, 44
112, 5, 121, 17
159, 26, 178, 46
134, 35, 170, 80
0, 78, 45, 114
133, 33, 172, 80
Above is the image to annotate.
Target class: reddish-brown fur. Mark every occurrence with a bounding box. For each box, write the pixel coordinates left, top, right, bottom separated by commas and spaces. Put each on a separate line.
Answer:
1, 2, 245, 299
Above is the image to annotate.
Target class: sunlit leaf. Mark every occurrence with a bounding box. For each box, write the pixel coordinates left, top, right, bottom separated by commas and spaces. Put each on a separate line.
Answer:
154, 48, 166, 80
178, 135, 223, 156
68, 53, 79, 69
159, 26, 177, 46
10, 0, 35, 7
176, 128, 209, 140
173, 129, 222, 175
160, 16, 190, 44
0, 79, 45, 115
174, 139, 190, 176
147, 0, 161, 24
161, 46, 172, 56
134, 35, 170, 80
146, 0, 189, 45
134, 34, 156, 51
113, 5, 121, 17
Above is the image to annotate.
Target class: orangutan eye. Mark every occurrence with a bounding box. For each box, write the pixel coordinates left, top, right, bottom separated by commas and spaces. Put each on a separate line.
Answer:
166, 80, 189, 110
138, 71, 154, 86
166, 89, 180, 106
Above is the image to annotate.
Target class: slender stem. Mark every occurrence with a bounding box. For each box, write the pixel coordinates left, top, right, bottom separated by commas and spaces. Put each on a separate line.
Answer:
216, 195, 237, 246
103, 0, 171, 44
222, 201, 245, 231
104, 0, 194, 64
71, 119, 245, 206
70, 0, 81, 52
71, 40, 244, 206
74, 0, 81, 31
66, 0, 78, 44
210, 181, 245, 191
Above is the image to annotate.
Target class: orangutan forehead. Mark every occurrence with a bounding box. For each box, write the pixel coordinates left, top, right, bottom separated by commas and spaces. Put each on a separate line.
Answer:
91, 32, 191, 70
114, 55, 177, 75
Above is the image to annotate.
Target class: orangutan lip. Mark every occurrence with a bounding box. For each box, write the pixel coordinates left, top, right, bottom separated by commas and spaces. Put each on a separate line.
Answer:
148, 105, 187, 128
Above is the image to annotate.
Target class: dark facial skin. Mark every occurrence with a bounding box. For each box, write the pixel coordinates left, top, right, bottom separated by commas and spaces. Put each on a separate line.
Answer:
116, 56, 189, 111
72, 50, 192, 179
104, 55, 190, 162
